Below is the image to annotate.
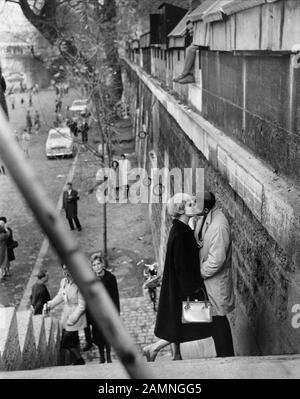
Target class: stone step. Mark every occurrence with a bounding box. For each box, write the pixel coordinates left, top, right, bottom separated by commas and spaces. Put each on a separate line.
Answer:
0, 307, 61, 371
1, 355, 300, 379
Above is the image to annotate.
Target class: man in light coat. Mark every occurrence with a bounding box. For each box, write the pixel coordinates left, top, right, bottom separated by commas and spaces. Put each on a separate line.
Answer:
119, 154, 131, 199
192, 191, 235, 357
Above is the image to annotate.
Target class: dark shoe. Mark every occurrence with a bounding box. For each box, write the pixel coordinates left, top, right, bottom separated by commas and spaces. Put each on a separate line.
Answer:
176, 73, 195, 84
106, 355, 112, 363
82, 343, 92, 352
142, 345, 158, 362
100, 356, 105, 364
77, 227, 82, 232
73, 357, 85, 365
70, 228, 75, 231
173, 74, 185, 82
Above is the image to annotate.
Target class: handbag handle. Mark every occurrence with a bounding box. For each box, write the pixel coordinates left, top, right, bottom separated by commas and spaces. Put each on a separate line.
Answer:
187, 287, 209, 303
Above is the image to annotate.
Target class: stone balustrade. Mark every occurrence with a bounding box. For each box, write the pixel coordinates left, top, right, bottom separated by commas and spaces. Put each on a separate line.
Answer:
0, 307, 61, 371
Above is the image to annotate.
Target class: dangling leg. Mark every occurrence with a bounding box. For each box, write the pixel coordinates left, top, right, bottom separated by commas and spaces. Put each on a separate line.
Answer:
70, 345, 85, 365
172, 342, 182, 361
98, 344, 105, 363
142, 339, 170, 362
106, 345, 112, 363
83, 325, 93, 351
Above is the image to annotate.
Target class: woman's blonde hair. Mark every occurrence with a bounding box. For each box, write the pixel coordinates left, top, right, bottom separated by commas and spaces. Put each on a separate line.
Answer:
166, 193, 192, 217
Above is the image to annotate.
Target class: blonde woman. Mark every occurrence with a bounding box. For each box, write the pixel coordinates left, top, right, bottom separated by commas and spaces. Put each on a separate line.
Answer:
143, 193, 211, 361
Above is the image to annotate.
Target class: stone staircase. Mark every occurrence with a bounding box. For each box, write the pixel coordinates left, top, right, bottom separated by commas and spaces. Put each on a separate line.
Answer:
2, 300, 300, 379
0, 307, 60, 371
1, 355, 300, 379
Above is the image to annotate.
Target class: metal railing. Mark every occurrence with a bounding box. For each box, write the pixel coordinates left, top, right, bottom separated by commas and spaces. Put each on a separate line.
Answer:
0, 108, 154, 379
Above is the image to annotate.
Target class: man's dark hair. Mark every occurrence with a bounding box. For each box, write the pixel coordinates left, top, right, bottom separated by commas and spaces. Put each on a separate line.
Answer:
121, 154, 125, 158
204, 191, 216, 211
0, 216, 7, 223
37, 270, 47, 280
67, 182, 72, 186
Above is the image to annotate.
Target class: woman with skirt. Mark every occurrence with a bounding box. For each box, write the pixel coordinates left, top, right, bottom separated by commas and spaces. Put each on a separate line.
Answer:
44, 264, 86, 365
143, 193, 212, 361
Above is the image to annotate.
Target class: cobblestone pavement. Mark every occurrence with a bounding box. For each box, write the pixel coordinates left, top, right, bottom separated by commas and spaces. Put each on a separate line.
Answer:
80, 293, 171, 365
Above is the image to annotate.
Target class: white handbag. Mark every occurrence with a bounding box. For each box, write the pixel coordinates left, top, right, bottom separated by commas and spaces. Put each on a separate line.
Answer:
182, 288, 212, 324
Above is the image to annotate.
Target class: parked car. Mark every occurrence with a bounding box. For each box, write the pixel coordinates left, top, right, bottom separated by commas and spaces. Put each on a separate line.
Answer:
69, 99, 90, 117
46, 127, 76, 159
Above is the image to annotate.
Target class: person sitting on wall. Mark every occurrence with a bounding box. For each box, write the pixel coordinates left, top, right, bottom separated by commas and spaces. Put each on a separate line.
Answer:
173, 19, 198, 85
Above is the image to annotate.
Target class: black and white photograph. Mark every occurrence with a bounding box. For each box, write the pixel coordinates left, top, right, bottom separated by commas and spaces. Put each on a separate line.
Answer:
0, 0, 299, 390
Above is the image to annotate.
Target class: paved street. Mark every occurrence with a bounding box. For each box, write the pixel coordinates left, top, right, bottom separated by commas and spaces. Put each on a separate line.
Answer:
0, 88, 80, 306
0, 88, 159, 356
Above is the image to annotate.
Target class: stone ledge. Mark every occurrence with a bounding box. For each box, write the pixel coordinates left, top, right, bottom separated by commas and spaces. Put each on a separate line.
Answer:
32, 315, 47, 368
0, 307, 22, 371
0, 308, 61, 371
123, 58, 300, 266
1, 355, 300, 379
16, 311, 36, 370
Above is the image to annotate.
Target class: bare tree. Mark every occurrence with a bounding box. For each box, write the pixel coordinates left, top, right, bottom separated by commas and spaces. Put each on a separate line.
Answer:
6, 0, 124, 266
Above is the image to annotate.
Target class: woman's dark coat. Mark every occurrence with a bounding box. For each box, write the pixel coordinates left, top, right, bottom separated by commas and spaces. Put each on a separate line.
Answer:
6, 227, 16, 262
89, 270, 120, 346
154, 219, 212, 343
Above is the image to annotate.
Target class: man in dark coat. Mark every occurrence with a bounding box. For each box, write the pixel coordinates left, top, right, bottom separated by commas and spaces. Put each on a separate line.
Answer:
30, 270, 51, 315
144, 193, 211, 361
62, 182, 82, 231
86, 254, 120, 363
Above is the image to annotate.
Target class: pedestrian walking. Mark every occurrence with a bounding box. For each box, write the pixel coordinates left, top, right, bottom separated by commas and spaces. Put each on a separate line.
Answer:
0, 217, 18, 278
119, 154, 131, 199
69, 119, 78, 137
58, 98, 62, 113
21, 97, 24, 105
80, 119, 89, 144
143, 193, 212, 361
14, 130, 20, 144
108, 160, 120, 201
10, 94, 15, 110
43, 264, 86, 365
21, 129, 30, 158
34, 110, 40, 134
29, 92, 33, 107
62, 182, 82, 231
30, 270, 51, 315
26, 110, 32, 134
84, 254, 120, 363
0, 221, 10, 280
0, 155, 5, 175
192, 192, 235, 357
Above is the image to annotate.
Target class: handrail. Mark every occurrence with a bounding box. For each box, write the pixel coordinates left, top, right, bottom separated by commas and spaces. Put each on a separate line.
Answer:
0, 108, 154, 379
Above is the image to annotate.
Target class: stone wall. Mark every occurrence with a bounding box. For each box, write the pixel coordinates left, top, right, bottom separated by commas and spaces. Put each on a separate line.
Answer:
122, 59, 300, 356
0, 307, 61, 371
202, 51, 300, 181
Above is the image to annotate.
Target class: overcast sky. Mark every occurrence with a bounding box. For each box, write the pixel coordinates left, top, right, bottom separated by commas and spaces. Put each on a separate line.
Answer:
0, 2, 34, 34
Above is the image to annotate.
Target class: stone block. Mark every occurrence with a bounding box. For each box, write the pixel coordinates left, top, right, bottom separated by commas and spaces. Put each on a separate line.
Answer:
0, 307, 22, 371
32, 315, 47, 368
17, 311, 37, 370
181, 338, 216, 359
